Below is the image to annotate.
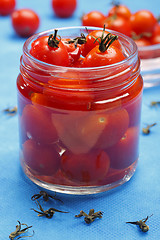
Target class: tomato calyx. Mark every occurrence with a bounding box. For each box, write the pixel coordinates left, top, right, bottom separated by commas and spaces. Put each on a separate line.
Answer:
48, 29, 61, 48
92, 26, 118, 52
66, 33, 86, 48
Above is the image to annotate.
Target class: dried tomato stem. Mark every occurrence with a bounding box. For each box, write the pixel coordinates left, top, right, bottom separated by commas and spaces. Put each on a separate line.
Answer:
48, 29, 61, 48
66, 33, 86, 48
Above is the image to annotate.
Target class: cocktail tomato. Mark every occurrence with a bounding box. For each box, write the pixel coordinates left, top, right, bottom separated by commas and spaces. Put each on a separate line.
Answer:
82, 11, 106, 28
130, 10, 157, 35
61, 149, 110, 183
108, 4, 131, 20
82, 44, 125, 67
95, 108, 129, 149
52, 0, 76, 18
81, 29, 122, 57
104, 16, 132, 37
0, 0, 16, 15
11, 9, 39, 37
30, 31, 70, 66
106, 127, 139, 169
23, 139, 60, 175
150, 23, 160, 45
21, 104, 58, 144
52, 108, 129, 154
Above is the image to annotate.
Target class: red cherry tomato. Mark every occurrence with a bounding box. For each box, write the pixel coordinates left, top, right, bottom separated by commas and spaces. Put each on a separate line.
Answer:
94, 109, 129, 149
21, 104, 58, 144
61, 38, 81, 64
108, 4, 131, 20
11, 9, 40, 37
150, 23, 160, 45
0, 0, 16, 15
52, 108, 129, 154
61, 149, 110, 183
82, 44, 125, 67
104, 15, 132, 37
130, 10, 157, 35
52, 0, 76, 18
81, 29, 123, 57
23, 139, 60, 176
30, 34, 70, 66
106, 127, 139, 169
82, 11, 106, 28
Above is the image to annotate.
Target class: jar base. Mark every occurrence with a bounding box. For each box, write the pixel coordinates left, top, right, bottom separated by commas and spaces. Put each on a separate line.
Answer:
22, 160, 138, 195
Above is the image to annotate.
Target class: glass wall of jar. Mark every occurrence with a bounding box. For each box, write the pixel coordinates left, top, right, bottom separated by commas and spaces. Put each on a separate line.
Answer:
17, 27, 143, 194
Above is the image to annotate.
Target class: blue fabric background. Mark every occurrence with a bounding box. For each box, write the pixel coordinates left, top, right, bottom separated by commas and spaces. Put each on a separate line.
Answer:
0, 0, 160, 239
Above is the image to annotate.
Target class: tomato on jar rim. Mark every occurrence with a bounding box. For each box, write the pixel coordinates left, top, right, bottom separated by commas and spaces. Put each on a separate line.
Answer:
52, 0, 76, 18
82, 45, 125, 67
81, 29, 123, 57
61, 149, 110, 183
82, 11, 106, 28
23, 139, 61, 176
30, 31, 70, 67
11, 8, 40, 37
0, 0, 16, 15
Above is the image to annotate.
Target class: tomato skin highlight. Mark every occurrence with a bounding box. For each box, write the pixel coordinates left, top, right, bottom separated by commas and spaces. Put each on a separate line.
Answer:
11, 9, 40, 37
0, 0, 16, 15
30, 36, 70, 67
23, 139, 61, 176
52, 0, 76, 18
61, 150, 110, 183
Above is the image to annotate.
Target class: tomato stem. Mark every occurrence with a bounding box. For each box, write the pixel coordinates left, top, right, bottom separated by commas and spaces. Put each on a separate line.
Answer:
48, 29, 61, 48
92, 25, 118, 52
66, 33, 86, 48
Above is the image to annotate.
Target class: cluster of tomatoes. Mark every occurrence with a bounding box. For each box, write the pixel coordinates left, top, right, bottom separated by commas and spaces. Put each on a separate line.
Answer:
18, 74, 141, 185
82, 3, 160, 47
0, 0, 77, 37
29, 27, 126, 68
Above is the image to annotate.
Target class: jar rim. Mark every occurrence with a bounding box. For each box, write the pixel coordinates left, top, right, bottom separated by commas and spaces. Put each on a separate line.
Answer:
23, 26, 138, 72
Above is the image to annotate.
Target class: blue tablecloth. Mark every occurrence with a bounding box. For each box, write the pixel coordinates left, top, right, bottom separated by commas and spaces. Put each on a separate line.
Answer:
0, 0, 160, 239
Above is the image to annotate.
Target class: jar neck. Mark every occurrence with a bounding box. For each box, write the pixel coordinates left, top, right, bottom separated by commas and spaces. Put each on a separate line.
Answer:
20, 53, 140, 95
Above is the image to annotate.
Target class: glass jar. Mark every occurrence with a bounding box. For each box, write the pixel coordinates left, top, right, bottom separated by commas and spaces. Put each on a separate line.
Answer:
17, 27, 143, 195
138, 43, 160, 88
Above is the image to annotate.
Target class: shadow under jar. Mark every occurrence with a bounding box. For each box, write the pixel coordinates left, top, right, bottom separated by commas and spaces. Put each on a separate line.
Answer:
17, 27, 143, 195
